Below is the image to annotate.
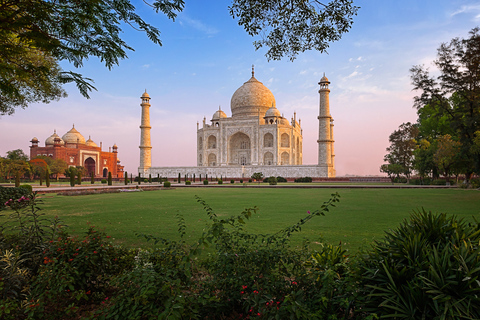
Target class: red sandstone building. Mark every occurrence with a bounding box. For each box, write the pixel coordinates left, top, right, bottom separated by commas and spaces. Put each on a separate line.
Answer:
30, 125, 124, 178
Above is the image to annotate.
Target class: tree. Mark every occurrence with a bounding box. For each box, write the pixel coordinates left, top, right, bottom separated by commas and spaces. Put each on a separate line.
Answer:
1, 0, 184, 115
251, 172, 264, 181
411, 27, 480, 178
6, 149, 29, 161
45, 169, 50, 187
29, 158, 49, 181
49, 159, 68, 181
2, 0, 358, 114
434, 135, 461, 184
230, 0, 358, 61
108, 172, 112, 186
382, 122, 419, 180
413, 139, 438, 181
380, 163, 404, 183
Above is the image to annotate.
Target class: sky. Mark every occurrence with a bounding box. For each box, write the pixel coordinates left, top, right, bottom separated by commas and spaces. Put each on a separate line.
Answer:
1, 0, 480, 176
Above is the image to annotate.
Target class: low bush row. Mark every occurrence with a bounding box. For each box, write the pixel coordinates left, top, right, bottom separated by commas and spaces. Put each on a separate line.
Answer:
1, 192, 479, 319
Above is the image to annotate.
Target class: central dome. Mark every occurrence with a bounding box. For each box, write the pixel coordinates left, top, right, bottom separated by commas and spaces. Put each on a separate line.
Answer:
62, 125, 86, 145
230, 74, 276, 118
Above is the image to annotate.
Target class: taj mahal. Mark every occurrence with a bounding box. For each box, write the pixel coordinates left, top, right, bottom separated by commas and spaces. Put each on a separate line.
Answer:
138, 68, 335, 179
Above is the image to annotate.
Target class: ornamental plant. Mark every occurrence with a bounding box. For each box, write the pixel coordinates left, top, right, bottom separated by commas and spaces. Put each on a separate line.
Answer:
45, 170, 50, 187
69, 171, 75, 187
124, 172, 128, 185
91, 172, 95, 184
163, 181, 171, 188
357, 209, 480, 319
108, 172, 112, 186
185, 180, 191, 185
203, 180, 208, 185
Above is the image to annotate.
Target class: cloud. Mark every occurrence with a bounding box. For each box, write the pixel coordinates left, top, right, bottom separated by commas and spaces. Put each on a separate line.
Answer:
450, 5, 480, 17
180, 16, 219, 35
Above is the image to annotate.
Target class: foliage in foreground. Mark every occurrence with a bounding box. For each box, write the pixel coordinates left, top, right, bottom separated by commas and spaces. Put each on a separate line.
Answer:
0, 191, 479, 319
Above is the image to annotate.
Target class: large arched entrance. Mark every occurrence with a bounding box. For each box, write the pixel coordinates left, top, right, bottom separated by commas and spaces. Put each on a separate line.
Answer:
84, 157, 95, 176
228, 132, 251, 165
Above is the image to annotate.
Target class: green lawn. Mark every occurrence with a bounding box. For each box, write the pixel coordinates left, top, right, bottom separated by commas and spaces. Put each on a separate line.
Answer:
21, 188, 480, 253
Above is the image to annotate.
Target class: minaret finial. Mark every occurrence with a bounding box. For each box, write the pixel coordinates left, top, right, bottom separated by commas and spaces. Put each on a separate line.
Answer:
72, 123, 75, 128
252, 65, 254, 77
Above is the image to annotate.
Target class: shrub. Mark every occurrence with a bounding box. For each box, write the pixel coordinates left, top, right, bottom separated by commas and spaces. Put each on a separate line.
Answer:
108, 172, 113, 185
124, 172, 128, 185
230, 179, 234, 184
101, 179, 107, 184
27, 226, 134, 318
45, 171, 50, 187
431, 179, 446, 185
69, 171, 75, 187
18, 184, 32, 193
357, 209, 480, 319
470, 178, 480, 188
269, 176, 277, 185
0, 186, 30, 210
248, 179, 252, 183
203, 180, 208, 185
185, 180, 191, 185
217, 180, 223, 184
144, 179, 148, 183
163, 181, 171, 188
251, 172, 264, 181
294, 177, 313, 183
240, 179, 243, 183
276, 176, 287, 182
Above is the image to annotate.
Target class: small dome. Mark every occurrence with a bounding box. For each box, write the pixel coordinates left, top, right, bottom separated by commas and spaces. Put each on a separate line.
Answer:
265, 106, 281, 118
62, 125, 86, 145
231, 72, 276, 118
31, 137, 39, 142
212, 107, 227, 120
320, 74, 329, 83
86, 136, 98, 147
141, 90, 150, 98
45, 130, 64, 146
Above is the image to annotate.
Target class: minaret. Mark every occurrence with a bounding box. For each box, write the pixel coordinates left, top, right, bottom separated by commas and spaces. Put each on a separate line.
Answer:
317, 74, 335, 177
139, 90, 152, 172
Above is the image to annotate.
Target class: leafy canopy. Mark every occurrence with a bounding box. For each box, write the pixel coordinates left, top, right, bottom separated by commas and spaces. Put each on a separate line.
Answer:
410, 27, 480, 175
1, 0, 358, 115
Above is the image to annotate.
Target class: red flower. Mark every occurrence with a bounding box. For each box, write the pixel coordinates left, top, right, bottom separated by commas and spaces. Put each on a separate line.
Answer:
69, 259, 73, 262
93, 251, 97, 254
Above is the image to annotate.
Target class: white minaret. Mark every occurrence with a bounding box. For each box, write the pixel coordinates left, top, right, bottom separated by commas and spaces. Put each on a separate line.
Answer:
317, 74, 336, 177
139, 90, 152, 172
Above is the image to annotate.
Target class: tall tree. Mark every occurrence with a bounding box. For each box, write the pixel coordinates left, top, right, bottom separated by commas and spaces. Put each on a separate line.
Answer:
382, 122, 419, 180
411, 27, 480, 177
1, 0, 358, 114
6, 149, 29, 161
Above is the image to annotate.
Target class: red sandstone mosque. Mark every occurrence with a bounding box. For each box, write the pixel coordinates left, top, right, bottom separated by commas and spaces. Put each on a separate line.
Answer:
29, 125, 124, 178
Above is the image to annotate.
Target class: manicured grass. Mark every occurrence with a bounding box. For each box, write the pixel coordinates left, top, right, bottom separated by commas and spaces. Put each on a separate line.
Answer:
17, 188, 480, 253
